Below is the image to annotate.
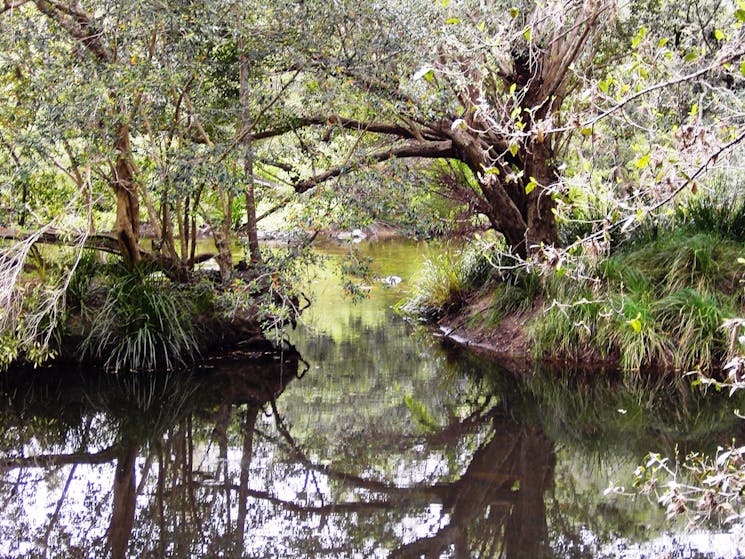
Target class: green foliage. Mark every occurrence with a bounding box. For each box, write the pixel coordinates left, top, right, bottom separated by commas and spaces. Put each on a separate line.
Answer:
656, 289, 728, 370
80, 264, 200, 372
0, 333, 20, 371
535, 229, 743, 372
65, 250, 99, 312
531, 289, 614, 364
403, 393, 440, 433
400, 239, 495, 320
678, 181, 745, 243
609, 289, 673, 372
622, 232, 743, 297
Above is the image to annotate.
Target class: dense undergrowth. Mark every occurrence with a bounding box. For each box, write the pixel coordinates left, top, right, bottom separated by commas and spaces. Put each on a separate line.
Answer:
403, 191, 745, 375
0, 247, 305, 373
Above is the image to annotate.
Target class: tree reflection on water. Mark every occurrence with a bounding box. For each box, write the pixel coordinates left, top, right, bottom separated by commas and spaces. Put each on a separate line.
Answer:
0, 336, 744, 558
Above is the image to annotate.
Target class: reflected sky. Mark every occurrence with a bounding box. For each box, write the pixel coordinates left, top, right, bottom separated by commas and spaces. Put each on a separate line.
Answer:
1, 239, 744, 558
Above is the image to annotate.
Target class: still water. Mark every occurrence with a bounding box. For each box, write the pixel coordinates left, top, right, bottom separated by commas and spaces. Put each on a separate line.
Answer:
1, 239, 745, 558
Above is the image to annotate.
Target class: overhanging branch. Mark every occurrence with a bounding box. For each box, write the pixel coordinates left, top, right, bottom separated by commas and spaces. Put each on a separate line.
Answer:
293, 139, 455, 193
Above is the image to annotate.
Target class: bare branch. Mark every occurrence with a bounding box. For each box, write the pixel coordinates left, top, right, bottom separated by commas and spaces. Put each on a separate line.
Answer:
555, 49, 745, 135
293, 140, 455, 193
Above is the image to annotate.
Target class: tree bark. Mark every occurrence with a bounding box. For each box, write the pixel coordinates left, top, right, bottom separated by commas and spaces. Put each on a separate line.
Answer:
239, 39, 262, 266
112, 123, 141, 269
524, 142, 559, 252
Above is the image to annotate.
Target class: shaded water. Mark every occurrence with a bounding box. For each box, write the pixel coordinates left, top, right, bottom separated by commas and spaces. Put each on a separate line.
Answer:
1, 239, 745, 558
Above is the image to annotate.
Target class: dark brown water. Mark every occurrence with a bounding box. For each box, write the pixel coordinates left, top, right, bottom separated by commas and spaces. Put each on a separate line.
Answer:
1, 239, 744, 558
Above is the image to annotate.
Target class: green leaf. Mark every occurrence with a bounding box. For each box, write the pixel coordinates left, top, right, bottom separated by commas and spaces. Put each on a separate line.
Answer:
684, 51, 698, 62
714, 29, 724, 41
736, 8, 745, 22
740, 61, 745, 77
631, 26, 647, 48
525, 176, 538, 195
628, 313, 642, 333
657, 37, 668, 48
509, 7, 519, 18
580, 127, 593, 136
598, 77, 612, 94
636, 154, 650, 169
508, 142, 519, 157
523, 27, 532, 41
413, 67, 435, 82
445, 17, 460, 24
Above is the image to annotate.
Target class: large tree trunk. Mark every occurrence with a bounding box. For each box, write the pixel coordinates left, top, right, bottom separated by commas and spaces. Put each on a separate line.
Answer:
456, 126, 557, 258
523, 142, 559, 253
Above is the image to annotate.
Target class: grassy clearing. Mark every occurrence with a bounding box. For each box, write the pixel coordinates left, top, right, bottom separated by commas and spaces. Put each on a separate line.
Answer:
404, 193, 745, 374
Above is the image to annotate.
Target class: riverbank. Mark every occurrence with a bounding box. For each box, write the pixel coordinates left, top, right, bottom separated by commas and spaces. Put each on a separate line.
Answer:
436, 300, 618, 374
407, 225, 745, 376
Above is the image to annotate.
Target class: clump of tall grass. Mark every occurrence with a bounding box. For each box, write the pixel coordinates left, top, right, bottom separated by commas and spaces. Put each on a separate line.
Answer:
80, 263, 200, 372
400, 240, 496, 320
531, 286, 614, 364
656, 289, 729, 370
621, 232, 744, 299
678, 178, 745, 242
533, 229, 742, 373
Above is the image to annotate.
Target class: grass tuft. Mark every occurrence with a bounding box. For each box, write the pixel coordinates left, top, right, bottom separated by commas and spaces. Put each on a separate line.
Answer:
400, 240, 496, 320
80, 263, 200, 372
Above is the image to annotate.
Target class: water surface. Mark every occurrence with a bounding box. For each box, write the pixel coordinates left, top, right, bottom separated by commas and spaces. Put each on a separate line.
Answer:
1, 239, 744, 558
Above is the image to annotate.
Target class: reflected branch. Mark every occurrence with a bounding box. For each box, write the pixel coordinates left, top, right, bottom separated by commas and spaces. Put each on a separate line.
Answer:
211, 485, 395, 514
0, 445, 120, 469
41, 463, 77, 555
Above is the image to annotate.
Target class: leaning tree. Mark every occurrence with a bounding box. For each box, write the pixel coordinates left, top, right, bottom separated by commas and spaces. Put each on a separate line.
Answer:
259, 0, 745, 257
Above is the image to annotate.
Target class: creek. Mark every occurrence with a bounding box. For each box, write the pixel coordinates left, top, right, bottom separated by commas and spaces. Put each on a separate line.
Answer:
1, 239, 744, 558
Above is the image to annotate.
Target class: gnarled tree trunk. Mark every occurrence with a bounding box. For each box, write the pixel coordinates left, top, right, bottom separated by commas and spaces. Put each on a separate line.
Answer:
112, 123, 141, 269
